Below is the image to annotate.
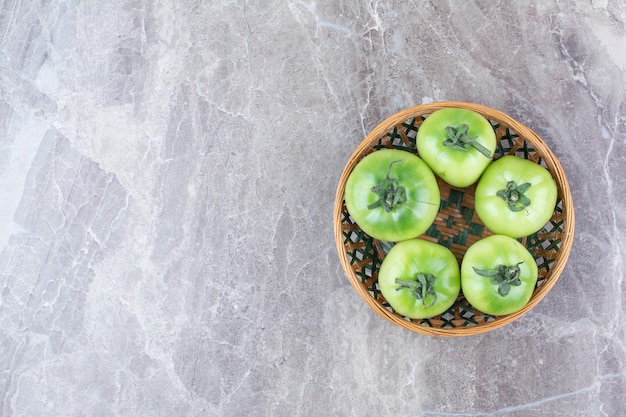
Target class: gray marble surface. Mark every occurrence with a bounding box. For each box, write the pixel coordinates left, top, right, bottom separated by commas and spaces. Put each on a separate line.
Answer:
1, 1, 625, 416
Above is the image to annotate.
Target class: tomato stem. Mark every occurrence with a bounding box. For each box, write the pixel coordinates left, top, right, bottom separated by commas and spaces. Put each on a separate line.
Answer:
367, 160, 407, 212
473, 262, 524, 297
496, 181, 532, 212
395, 273, 437, 308
443, 124, 492, 158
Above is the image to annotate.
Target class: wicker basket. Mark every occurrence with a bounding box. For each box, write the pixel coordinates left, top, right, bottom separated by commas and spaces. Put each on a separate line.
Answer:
333, 102, 575, 337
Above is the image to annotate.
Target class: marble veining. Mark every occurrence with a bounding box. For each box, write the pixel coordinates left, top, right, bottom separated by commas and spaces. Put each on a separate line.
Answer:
1, 1, 625, 416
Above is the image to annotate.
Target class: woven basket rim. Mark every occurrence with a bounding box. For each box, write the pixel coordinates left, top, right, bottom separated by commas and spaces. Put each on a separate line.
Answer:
333, 101, 575, 337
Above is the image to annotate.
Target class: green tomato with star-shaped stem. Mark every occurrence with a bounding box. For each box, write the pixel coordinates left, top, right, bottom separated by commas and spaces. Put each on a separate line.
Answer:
378, 238, 461, 319
416, 107, 497, 187
461, 234, 538, 316
474, 155, 558, 238
344, 149, 440, 242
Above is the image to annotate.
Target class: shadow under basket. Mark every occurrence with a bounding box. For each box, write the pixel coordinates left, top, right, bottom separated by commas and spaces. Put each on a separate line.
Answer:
333, 102, 575, 337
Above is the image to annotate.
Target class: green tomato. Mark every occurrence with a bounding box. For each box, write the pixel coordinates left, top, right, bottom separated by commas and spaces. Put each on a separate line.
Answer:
461, 235, 538, 316
378, 238, 461, 319
416, 107, 496, 187
475, 155, 558, 238
344, 149, 440, 242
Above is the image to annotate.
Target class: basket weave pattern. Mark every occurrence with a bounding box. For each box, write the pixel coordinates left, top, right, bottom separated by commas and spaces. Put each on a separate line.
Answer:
334, 102, 575, 337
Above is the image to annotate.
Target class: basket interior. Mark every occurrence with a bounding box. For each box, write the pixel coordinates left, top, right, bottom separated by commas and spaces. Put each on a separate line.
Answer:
339, 115, 568, 330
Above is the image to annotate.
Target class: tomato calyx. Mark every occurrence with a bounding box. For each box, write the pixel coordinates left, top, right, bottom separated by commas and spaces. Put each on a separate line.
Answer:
496, 181, 532, 212
473, 262, 524, 297
443, 124, 492, 158
367, 159, 407, 212
395, 273, 437, 308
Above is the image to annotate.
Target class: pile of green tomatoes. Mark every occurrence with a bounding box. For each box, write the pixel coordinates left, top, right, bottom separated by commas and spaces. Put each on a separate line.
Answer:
344, 108, 558, 318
